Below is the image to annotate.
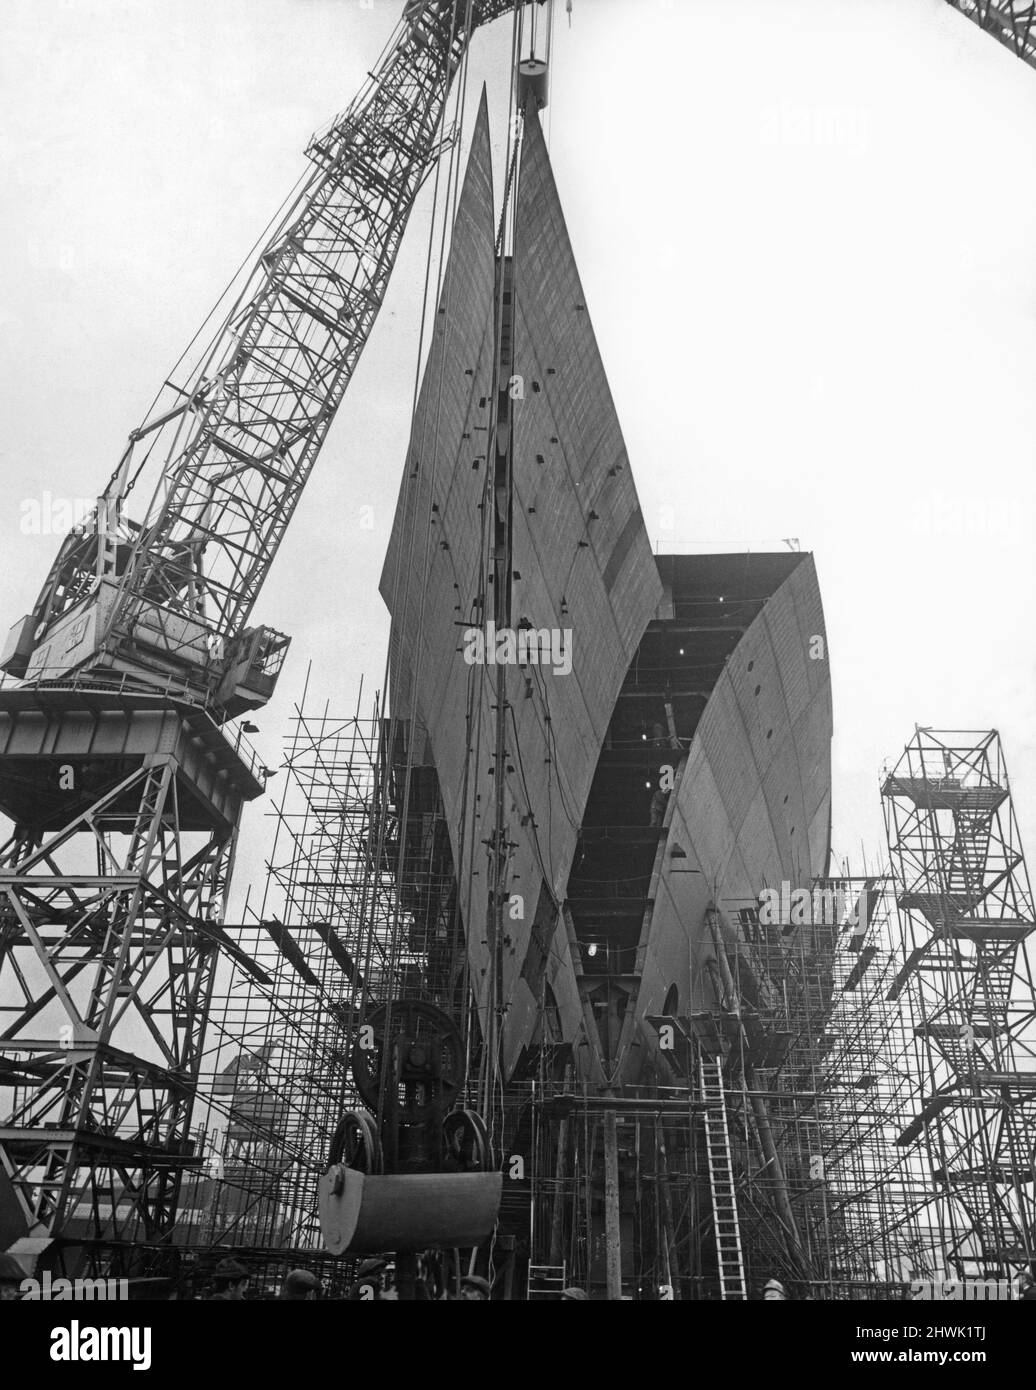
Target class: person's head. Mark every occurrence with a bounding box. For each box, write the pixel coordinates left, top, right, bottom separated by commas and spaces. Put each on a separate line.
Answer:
212, 1257, 249, 1299
350, 1257, 387, 1301
763, 1278, 788, 1301
280, 1268, 322, 1301
560, 1286, 588, 1301
0, 1252, 25, 1302
459, 1275, 491, 1301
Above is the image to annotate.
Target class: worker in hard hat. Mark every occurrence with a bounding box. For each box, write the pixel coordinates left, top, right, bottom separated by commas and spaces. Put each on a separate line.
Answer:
0, 1252, 26, 1301
762, 1277, 789, 1301
279, 1268, 322, 1301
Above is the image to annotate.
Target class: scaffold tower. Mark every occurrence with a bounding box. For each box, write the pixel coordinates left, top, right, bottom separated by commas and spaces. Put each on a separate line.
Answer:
882, 729, 1036, 1278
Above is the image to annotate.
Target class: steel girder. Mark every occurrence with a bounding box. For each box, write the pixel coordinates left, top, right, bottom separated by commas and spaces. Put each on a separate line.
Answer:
946, 1, 1036, 71
0, 705, 246, 1266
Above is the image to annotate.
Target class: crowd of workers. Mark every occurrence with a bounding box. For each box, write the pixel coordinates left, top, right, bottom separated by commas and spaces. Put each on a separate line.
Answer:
0, 1249, 587, 1301
2, 1249, 1034, 1300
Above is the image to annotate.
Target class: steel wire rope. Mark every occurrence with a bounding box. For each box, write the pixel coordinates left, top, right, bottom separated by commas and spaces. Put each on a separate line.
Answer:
529, 662, 582, 831
38, 149, 319, 645
482, 1, 527, 1186
457, 569, 494, 1085
360, 28, 477, 1023
449, 0, 524, 1131
503, 703, 584, 1006
379, 0, 480, 1020
507, 703, 558, 901
422, 7, 526, 1074
121, 3, 412, 480
476, 10, 528, 1291
374, 0, 484, 1135
96, 7, 433, 674
99, 159, 319, 511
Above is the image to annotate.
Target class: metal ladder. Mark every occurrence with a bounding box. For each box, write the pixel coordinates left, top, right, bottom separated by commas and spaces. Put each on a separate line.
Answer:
527, 1262, 567, 1299
699, 1055, 748, 1301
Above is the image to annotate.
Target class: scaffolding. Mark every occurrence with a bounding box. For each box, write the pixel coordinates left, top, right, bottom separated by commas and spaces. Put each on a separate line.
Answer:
882, 729, 1036, 1279
172, 672, 468, 1283
149, 702, 1036, 1299
524, 871, 998, 1300
719, 877, 944, 1297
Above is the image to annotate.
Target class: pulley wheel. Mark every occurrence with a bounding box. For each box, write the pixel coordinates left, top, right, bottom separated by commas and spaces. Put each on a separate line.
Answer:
327, 1107, 383, 1174
443, 1108, 493, 1172
351, 999, 465, 1125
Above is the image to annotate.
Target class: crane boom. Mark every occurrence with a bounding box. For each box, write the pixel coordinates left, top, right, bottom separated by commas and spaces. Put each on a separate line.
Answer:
2, 0, 522, 718
945, 1, 1036, 70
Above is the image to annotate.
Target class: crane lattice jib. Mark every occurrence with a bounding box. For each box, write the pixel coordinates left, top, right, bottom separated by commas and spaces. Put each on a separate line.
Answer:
946, 1, 1036, 70
32, 1, 520, 660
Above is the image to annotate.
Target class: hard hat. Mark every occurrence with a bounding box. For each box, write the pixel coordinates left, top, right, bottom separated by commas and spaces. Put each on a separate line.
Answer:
460, 1275, 491, 1298
763, 1278, 788, 1294
356, 1257, 388, 1278
212, 1257, 248, 1281
560, 1286, 589, 1300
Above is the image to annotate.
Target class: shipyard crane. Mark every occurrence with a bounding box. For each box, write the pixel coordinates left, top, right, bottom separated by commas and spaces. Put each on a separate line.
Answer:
0, 0, 540, 718
1, 0, 1034, 1278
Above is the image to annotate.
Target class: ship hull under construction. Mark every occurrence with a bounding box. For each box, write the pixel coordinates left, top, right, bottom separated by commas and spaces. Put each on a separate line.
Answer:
380, 96, 832, 1095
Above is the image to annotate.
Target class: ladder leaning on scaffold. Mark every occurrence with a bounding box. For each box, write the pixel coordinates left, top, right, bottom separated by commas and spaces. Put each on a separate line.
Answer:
699, 1055, 748, 1300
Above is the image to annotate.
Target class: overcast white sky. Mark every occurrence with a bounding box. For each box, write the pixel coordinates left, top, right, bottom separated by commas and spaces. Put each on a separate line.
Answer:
2, 0, 1035, 905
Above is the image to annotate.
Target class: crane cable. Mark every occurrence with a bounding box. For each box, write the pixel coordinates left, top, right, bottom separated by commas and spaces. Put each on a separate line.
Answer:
479, 0, 527, 1137
104, 9, 414, 514
374, 0, 483, 1134
354, 0, 478, 1117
